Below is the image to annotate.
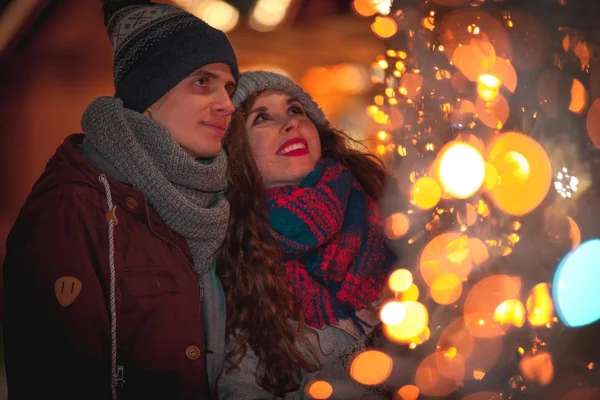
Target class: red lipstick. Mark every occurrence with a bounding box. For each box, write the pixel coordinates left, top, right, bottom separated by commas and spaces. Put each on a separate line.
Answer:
276, 138, 309, 157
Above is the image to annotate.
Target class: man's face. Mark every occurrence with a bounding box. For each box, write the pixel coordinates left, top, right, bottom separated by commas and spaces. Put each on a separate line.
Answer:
145, 63, 236, 158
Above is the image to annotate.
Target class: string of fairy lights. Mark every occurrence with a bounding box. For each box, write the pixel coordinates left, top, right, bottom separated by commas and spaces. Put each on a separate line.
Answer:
306, 0, 600, 399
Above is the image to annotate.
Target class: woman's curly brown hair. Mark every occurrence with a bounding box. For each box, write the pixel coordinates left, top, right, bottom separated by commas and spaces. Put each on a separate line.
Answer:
216, 90, 387, 395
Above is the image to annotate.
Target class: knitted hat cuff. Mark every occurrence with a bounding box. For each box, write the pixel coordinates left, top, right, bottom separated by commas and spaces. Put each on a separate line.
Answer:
231, 71, 329, 127
115, 24, 238, 112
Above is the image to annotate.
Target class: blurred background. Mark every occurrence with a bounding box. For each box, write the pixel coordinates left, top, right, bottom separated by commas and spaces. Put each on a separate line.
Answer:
2, 0, 600, 399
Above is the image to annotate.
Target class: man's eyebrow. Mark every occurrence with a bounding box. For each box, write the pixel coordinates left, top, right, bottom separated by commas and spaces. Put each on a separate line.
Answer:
190, 70, 216, 79
190, 70, 236, 88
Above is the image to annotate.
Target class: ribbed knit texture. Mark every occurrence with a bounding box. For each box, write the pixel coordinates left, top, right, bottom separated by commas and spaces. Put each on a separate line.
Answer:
231, 70, 328, 126
82, 96, 229, 276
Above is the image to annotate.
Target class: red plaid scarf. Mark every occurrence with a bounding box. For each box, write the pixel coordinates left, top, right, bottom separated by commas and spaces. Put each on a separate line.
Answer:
265, 158, 396, 329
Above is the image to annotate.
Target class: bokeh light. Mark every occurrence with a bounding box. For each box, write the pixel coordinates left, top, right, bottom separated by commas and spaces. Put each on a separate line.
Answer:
385, 213, 411, 239
419, 232, 473, 286
484, 162, 498, 190
373, 0, 392, 15
380, 300, 407, 325
332, 64, 371, 95
440, 8, 511, 59
396, 384, 420, 400
388, 268, 413, 292
399, 72, 424, 99
553, 239, 600, 327
493, 299, 525, 328
350, 350, 393, 385
438, 318, 475, 360
569, 78, 588, 114
586, 98, 600, 148
431, 273, 463, 305
464, 274, 522, 337
301, 66, 335, 95
486, 132, 552, 216
371, 16, 398, 39
526, 283, 554, 327
476, 94, 510, 129
435, 348, 466, 381
519, 351, 554, 387
411, 177, 442, 209
352, 0, 378, 17
452, 42, 496, 82
467, 336, 503, 378
248, 0, 292, 32
410, 325, 431, 345
468, 237, 490, 265
195, 0, 240, 32
384, 301, 429, 343
489, 56, 518, 93
437, 316, 504, 379
398, 283, 420, 302
437, 141, 485, 199
477, 74, 501, 102
306, 380, 333, 399
567, 216, 581, 250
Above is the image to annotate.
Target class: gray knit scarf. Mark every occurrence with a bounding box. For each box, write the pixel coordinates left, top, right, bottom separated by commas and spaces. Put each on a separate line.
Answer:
81, 96, 229, 276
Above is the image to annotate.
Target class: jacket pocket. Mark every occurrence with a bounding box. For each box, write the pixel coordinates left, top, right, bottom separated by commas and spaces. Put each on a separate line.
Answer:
121, 266, 181, 297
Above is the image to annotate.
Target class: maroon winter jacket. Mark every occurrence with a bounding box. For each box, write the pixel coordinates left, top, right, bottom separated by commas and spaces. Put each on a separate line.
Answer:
2, 135, 211, 399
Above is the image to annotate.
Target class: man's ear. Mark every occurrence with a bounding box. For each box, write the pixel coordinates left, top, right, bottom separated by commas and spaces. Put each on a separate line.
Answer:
144, 105, 154, 119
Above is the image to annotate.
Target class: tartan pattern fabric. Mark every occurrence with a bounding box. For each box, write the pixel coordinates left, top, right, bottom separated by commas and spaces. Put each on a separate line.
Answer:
265, 158, 396, 328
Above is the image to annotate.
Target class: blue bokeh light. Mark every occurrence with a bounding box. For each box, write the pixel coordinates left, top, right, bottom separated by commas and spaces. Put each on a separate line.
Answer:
552, 238, 600, 328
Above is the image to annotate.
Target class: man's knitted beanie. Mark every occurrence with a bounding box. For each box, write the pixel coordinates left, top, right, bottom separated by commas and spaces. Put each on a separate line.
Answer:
102, 0, 239, 112
231, 70, 329, 127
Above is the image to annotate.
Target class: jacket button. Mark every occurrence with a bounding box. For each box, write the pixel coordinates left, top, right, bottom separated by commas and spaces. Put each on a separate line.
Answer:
186, 345, 201, 360
125, 197, 138, 210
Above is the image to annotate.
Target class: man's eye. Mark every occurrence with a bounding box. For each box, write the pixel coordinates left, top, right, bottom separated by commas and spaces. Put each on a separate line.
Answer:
194, 78, 208, 87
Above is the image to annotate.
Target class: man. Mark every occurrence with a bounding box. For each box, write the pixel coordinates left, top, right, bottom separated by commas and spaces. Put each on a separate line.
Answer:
2, 0, 237, 398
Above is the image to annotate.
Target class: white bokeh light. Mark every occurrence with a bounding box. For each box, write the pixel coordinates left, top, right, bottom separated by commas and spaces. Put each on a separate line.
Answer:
438, 141, 486, 199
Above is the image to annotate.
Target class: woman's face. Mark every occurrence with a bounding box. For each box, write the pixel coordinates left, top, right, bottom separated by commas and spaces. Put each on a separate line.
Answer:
245, 90, 321, 188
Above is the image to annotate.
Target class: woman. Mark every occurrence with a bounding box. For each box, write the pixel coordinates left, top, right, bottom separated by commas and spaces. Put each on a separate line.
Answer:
217, 71, 397, 399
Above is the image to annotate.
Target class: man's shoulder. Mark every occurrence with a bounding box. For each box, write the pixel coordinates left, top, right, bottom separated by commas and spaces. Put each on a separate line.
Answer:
16, 181, 106, 230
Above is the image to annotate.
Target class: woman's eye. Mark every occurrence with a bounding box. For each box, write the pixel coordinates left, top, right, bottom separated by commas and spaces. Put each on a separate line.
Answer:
289, 105, 305, 115
255, 113, 269, 123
